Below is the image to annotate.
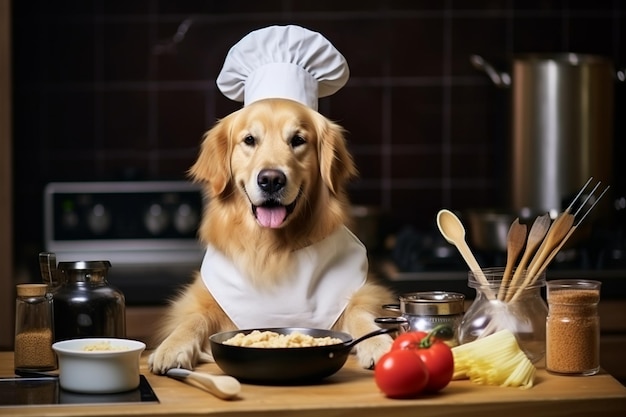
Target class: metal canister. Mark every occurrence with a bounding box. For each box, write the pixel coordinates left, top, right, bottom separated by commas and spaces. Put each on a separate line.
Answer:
39, 252, 126, 342
471, 53, 619, 217
376, 291, 465, 346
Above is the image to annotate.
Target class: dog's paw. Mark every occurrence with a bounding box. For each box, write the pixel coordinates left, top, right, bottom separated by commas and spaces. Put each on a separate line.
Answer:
148, 339, 200, 374
355, 334, 394, 369
199, 350, 214, 363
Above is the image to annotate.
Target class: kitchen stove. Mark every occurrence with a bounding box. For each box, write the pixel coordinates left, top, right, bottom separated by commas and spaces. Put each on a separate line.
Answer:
43, 181, 206, 305
0, 375, 158, 406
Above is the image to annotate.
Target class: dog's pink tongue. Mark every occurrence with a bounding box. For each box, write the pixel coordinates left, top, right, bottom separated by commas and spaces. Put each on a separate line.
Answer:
256, 206, 287, 228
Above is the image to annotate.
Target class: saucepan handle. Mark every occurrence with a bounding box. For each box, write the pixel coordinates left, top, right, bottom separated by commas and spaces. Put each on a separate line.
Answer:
345, 327, 397, 349
382, 303, 401, 312
374, 316, 408, 326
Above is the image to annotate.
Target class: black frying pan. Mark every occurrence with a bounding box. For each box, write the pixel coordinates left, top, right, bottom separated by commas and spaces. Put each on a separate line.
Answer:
209, 327, 396, 385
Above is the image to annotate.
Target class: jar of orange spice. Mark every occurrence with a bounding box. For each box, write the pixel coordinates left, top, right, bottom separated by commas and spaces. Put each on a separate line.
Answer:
546, 279, 601, 376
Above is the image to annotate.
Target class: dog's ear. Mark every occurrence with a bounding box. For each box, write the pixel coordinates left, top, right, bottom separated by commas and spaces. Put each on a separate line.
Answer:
188, 116, 232, 197
317, 117, 358, 195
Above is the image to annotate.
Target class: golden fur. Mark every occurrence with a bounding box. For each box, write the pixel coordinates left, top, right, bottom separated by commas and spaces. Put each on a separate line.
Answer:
149, 98, 395, 373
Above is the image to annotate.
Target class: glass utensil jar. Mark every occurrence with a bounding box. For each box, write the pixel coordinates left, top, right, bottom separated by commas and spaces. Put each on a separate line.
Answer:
459, 267, 548, 363
14, 284, 57, 372
546, 279, 601, 376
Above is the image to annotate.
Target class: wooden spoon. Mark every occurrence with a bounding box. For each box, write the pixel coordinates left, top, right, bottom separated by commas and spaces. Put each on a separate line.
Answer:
497, 218, 527, 301
502, 214, 551, 302
436, 209, 495, 299
509, 213, 575, 303
166, 368, 241, 400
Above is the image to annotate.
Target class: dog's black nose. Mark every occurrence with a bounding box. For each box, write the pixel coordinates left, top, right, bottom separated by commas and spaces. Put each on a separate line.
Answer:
258, 169, 286, 194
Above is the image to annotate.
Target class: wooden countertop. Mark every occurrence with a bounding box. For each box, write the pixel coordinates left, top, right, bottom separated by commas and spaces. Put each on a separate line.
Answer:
1, 351, 625, 417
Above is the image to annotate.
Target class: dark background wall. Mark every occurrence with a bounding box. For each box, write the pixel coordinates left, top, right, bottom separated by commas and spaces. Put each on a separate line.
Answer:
11, 1, 626, 272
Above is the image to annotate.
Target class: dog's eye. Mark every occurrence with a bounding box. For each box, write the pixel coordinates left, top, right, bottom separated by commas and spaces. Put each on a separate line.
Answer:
243, 135, 256, 146
290, 135, 306, 148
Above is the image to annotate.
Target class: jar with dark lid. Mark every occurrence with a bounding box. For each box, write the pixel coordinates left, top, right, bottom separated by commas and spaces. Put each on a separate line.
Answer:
14, 283, 57, 372
51, 259, 126, 341
375, 291, 465, 346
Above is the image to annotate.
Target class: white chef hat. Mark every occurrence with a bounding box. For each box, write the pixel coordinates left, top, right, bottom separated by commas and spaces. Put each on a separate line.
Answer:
216, 25, 349, 111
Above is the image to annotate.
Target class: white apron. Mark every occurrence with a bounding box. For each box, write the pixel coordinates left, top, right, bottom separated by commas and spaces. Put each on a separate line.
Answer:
200, 226, 367, 329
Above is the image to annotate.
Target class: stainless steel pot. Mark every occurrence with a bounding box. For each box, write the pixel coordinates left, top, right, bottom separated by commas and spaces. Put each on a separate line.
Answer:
465, 209, 516, 252
375, 291, 465, 346
472, 53, 623, 217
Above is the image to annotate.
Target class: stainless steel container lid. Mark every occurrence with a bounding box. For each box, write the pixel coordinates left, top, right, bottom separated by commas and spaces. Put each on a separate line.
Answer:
399, 291, 465, 316
58, 260, 111, 270
57, 260, 111, 282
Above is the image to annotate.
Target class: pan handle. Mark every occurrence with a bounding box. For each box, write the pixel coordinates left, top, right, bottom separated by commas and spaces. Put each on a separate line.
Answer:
345, 327, 397, 349
374, 316, 408, 326
382, 303, 401, 312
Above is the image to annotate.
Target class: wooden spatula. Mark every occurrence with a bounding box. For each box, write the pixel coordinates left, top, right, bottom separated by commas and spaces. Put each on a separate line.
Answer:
497, 218, 527, 301
509, 213, 574, 302
503, 214, 551, 302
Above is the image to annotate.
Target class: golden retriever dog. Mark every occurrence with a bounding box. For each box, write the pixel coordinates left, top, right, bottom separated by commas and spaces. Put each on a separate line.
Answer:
148, 98, 395, 374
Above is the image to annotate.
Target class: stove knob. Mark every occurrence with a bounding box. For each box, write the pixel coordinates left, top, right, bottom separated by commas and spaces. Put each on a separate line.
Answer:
62, 210, 79, 230
144, 203, 169, 235
174, 203, 199, 235
87, 203, 111, 235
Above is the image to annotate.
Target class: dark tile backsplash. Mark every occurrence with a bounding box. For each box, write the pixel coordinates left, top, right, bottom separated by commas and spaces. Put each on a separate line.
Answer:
11, 0, 626, 266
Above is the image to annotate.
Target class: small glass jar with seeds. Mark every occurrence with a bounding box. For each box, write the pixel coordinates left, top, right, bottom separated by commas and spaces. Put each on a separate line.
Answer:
546, 279, 601, 376
14, 283, 57, 372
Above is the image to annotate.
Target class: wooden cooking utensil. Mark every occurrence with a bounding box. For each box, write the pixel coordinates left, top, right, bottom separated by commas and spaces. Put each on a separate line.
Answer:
531, 183, 611, 283
497, 218, 527, 301
166, 368, 241, 400
502, 214, 551, 302
527, 213, 574, 275
436, 209, 494, 299
525, 177, 594, 276
508, 213, 574, 303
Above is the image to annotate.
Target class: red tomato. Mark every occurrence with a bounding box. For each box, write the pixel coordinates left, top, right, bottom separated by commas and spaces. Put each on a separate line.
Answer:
390, 331, 427, 351
392, 327, 455, 393
374, 348, 429, 398
415, 340, 454, 393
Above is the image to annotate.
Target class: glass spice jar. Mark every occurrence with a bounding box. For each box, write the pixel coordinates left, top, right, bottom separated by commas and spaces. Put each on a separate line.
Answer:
458, 267, 548, 364
14, 284, 57, 372
546, 279, 601, 376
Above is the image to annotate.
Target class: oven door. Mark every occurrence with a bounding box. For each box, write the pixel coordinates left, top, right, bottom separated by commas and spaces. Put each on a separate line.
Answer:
44, 181, 206, 305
